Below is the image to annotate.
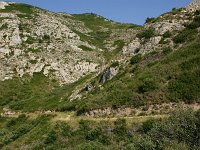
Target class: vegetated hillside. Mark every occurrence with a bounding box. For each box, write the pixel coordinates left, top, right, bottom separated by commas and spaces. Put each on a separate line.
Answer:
0, 109, 199, 150
0, 2, 200, 114
0, 2, 140, 112
0, 1, 200, 150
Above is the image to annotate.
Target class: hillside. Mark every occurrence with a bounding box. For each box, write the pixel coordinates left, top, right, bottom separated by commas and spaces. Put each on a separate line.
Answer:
0, 1, 200, 149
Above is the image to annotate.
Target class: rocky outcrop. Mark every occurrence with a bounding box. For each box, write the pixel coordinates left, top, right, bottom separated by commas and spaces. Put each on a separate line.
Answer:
0, 2, 102, 84
186, 0, 200, 11
100, 67, 119, 84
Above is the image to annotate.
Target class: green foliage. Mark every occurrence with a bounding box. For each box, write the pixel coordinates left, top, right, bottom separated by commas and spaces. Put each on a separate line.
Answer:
163, 31, 172, 38
149, 109, 199, 149
0, 109, 200, 149
137, 28, 155, 39
130, 54, 142, 64
113, 118, 127, 136
25, 36, 35, 44
0, 24, 8, 30
187, 16, 200, 29
124, 135, 156, 150
44, 130, 57, 144
27, 47, 43, 53
77, 141, 105, 150
138, 77, 157, 93
145, 17, 156, 23
110, 61, 119, 67
142, 119, 156, 133
29, 59, 38, 64
162, 47, 173, 55
79, 45, 93, 51
0, 3, 34, 14
173, 29, 197, 44
168, 70, 200, 102
6, 119, 17, 127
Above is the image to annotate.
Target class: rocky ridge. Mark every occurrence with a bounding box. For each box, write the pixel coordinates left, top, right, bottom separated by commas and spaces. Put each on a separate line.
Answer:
0, 2, 139, 84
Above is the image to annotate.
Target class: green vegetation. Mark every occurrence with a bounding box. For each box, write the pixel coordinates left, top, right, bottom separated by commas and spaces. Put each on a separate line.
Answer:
163, 31, 172, 38
145, 17, 156, 23
130, 54, 142, 64
0, 109, 199, 149
0, 24, 8, 30
79, 45, 94, 51
70, 36, 200, 112
26, 47, 43, 53
0, 3, 34, 14
137, 28, 155, 39
173, 28, 197, 44
111, 61, 119, 68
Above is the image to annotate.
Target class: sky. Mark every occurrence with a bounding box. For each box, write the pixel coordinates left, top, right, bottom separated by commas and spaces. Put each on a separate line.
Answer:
2, 0, 192, 25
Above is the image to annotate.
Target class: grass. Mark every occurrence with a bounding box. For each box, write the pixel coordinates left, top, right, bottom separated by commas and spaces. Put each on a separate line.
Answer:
0, 3, 34, 14
0, 109, 199, 149
71, 35, 200, 113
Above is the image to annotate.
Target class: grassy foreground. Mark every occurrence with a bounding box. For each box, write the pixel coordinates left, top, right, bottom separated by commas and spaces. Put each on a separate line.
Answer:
0, 109, 199, 150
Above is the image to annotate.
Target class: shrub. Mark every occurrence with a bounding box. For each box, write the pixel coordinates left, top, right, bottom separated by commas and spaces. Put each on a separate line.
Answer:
79, 45, 93, 51
137, 29, 155, 39
113, 118, 127, 136
124, 135, 156, 150
111, 61, 119, 67
138, 77, 157, 93
187, 16, 200, 29
145, 17, 156, 23
173, 29, 197, 44
142, 119, 155, 133
163, 31, 172, 38
168, 71, 200, 102
134, 48, 140, 54
6, 119, 17, 127
130, 54, 142, 64
77, 141, 105, 150
162, 47, 173, 54
44, 130, 57, 144
149, 109, 199, 149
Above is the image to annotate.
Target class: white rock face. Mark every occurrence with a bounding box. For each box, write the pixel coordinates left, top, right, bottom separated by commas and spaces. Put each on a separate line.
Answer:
0, 3, 102, 84
186, 0, 200, 11
123, 38, 140, 55
0, 2, 9, 9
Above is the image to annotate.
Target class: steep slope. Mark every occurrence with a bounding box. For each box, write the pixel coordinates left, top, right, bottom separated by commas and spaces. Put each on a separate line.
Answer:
0, 1, 200, 150
67, 5, 200, 114
0, 2, 140, 112
0, 1, 199, 114
0, 2, 140, 84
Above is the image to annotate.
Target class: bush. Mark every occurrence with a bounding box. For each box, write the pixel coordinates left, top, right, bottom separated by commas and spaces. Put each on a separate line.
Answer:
113, 118, 127, 137
148, 109, 199, 149
6, 119, 17, 127
168, 70, 200, 102
137, 29, 155, 39
173, 29, 197, 44
77, 141, 105, 150
142, 119, 155, 133
130, 54, 142, 64
162, 47, 173, 54
124, 135, 156, 150
111, 61, 119, 67
138, 77, 157, 93
79, 45, 93, 51
44, 130, 57, 144
163, 31, 172, 38
187, 16, 200, 29
145, 17, 156, 23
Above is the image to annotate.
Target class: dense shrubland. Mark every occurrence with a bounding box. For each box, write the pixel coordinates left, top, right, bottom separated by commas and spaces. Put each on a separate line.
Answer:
0, 109, 199, 149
